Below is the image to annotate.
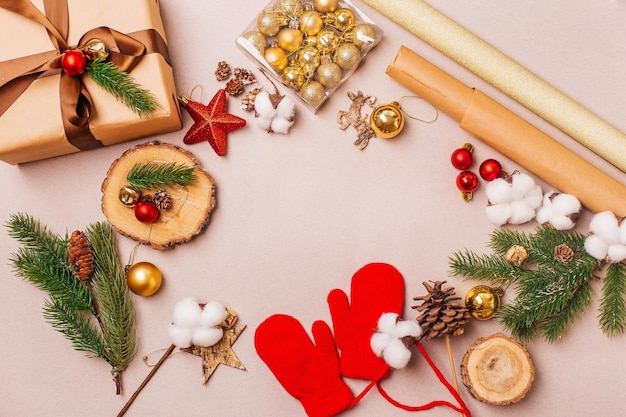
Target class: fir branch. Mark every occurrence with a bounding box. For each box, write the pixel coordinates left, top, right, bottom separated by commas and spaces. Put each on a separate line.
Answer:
448, 249, 522, 285
126, 161, 196, 190
87, 59, 158, 118
85, 222, 136, 374
539, 280, 592, 342
488, 228, 533, 256
43, 297, 109, 362
599, 263, 626, 336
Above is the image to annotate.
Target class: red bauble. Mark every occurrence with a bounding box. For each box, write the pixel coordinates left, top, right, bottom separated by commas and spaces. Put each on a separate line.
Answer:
479, 159, 503, 181
61, 50, 87, 76
450, 147, 473, 170
134, 200, 159, 223
456, 171, 479, 193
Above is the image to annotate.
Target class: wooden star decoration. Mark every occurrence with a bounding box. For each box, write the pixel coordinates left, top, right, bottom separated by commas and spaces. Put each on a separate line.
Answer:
181, 324, 247, 384
178, 89, 246, 156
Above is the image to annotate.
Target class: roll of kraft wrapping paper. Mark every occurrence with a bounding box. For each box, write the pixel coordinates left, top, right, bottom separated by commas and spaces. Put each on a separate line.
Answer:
387, 46, 626, 216
361, 0, 626, 172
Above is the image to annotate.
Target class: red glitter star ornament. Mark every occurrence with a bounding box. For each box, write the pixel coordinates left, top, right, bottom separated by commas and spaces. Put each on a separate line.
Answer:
178, 89, 246, 156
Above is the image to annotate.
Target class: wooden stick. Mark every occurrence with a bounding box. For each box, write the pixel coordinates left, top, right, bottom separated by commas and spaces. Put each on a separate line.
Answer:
117, 344, 176, 417
445, 335, 463, 417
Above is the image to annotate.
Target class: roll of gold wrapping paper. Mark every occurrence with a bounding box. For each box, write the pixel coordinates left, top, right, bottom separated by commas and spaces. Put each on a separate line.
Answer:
387, 46, 626, 216
361, 0, 626, 172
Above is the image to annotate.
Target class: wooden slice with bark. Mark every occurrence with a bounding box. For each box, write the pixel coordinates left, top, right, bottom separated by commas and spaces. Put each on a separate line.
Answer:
101, 141, 216, 250
460, 333, 534, 405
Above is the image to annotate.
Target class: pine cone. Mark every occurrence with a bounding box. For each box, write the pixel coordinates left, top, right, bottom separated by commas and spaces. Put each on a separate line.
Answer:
152, 189, 173, 211
412, 281, 471, 340
68, 230, 95, 281
225, 77, 245, 97
240, 87, 262, 112
233, 67, 256, 85
554, 243, 575, 264
215, 61, 231, 81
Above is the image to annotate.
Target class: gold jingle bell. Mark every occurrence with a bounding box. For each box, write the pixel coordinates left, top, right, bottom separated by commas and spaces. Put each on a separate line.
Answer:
465, 285, 503, 320
506, 244, 529, 267
83, 38, 108, 61
370, 101, 404, 139
119, 185, 141, 207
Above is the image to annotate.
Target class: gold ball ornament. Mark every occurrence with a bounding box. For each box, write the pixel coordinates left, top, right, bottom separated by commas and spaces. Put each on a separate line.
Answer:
297, 46, 321, 76
264, 46, 289, 72
276, 0, 303, 16
299, 81, 326, 107
300, 10, 324, 36
316, 61, 342, 88
465, 285, 503, 320
257, 11, 287, 36
334, 43, 361, 71
345, 23, 377, 51
119, 186, 141, 207
332, 8, 355, 32
277, 27, 303, 52
126, 261, 163, 296
316, 28, 340, 54
282, 65, 306, 90
242, 31, 267, 55
370, 102, 405, 138
314, 0, 338, 13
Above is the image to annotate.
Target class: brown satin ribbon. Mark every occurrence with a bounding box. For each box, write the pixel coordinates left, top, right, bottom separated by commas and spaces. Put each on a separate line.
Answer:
0, 0, 170, 151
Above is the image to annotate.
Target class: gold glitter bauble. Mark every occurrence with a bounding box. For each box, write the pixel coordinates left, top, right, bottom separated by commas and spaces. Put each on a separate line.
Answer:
126, 262, 162, 297
370, 102, 404, 138
506, 245, 529, 267
316, 61, 342, 88
333, 8, 355, 31
334, 43, 361, 71
282, 65, 306, 90
242, 31, 266, 55
314, 0, 338, 13
299, 81, 326, 107
277, 27, 303, 52
300, 10, 324, 36
257, 11, 287, 36
346, 23, 377, 50
264, 47, 288, 72
119, 186, 141, 207
276, 0, 303, 16
316, 28, 340, 54
465, 285, 503, 320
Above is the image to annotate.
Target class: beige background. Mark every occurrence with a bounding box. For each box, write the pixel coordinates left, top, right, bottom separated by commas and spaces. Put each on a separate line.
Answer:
1, 1, 625, 416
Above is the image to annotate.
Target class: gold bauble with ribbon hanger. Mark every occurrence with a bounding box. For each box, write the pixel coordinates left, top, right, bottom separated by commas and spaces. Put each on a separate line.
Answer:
369, 96, 439, 139
464, 282, 510, 320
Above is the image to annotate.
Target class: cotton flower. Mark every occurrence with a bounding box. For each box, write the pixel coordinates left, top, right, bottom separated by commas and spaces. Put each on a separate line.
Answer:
485, 173, 543, 226
168, 297, 227, 348
370, 313, 422, 369
254, 90, 295, 134
584, 211, 626, 263
535, 191, 581, 230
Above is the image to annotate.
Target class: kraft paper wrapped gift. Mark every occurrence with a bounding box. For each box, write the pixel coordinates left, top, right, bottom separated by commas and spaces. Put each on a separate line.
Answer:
0, 0, 182, 165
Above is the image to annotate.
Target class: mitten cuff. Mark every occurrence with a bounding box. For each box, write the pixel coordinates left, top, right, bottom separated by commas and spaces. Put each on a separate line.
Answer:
340, 349, 390, 381
300, 379, 354, 417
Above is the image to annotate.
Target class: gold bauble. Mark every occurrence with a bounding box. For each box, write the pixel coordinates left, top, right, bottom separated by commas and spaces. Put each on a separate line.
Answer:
276, 0, 303, 16
316, 28, 340, 54
282, 65, 306, 90
119, 186, 141, 207
264, 47, 288, 72
465, 285, 503, 320
316, 61, 342, 88
299, 81, 326, 107
333, 8, 355, 32
277, 28, 303, 52
300, 10, 324, 36
334, 43, 361, 71
345, 23, 377, 50
242, 31, 267, 55
506, 245, 529, 267
257, 11, 287, 36
370, 102, 404, 138
297, 46, 321, 76
126, 262, 163, 297
83, 38, 108, 61
314, 0, 338, 13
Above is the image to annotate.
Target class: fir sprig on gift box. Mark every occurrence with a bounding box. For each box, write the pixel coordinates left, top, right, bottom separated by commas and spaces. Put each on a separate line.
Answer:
449, 225, 626, 342
6, 214, 136, 394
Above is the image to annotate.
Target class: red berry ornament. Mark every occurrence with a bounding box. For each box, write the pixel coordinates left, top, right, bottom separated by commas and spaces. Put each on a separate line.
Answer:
61, 50, 87, 76
134, 200, 159, 223
479, 159, 503, 181
456, 171, 479, 193
450, 143, 474, 170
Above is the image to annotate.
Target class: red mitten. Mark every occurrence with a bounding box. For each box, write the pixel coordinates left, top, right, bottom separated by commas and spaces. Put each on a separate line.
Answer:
327, 263, 405, 380
255, 314, 354, 417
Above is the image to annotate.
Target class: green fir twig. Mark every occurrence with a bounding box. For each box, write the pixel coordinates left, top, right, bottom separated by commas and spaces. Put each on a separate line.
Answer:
126, 161, 196, 190
87, 59, 158, 118
599, 263, 626, 336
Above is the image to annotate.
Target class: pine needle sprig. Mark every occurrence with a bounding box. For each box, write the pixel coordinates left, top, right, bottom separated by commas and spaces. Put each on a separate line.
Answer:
126, 161, 196, 190
448, 249, 523, 285
87, 59, 158, 118
85, 222, 136, 374
599, 263, 626, 336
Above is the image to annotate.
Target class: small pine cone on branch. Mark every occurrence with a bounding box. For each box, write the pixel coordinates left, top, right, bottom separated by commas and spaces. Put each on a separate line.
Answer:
215, 61, 231, 81
554, 243, 575, 264
412, 280, 471, 340
240, 87, 263, 112
225, 77, 245, 97
68, 230, 95, 281
233, 67, 257, 85
152, 189, 173, 211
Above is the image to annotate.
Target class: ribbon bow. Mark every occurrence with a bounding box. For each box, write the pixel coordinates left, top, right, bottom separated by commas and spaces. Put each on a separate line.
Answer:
0, 0, 170, 150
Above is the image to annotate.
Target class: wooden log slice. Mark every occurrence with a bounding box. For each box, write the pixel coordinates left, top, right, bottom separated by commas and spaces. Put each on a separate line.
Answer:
460, 333, 534, 405
101, 141, 216, 250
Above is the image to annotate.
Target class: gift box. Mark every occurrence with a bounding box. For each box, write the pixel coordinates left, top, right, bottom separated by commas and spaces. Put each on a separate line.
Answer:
236, 0, 382, 113
0, 0, 182, 165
